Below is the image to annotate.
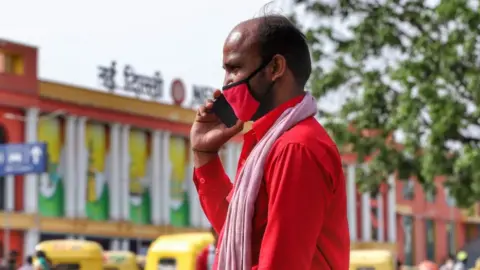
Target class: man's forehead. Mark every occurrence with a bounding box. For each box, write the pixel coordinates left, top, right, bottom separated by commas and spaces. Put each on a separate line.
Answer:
224, 19, 261, 52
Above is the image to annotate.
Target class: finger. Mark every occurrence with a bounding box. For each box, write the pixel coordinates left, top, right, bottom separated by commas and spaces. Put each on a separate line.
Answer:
196, 105, 219, 122
213, 89, 222, 99
198, 105, 208, 117
205, 99, 214, 110
224, 120, 244, 137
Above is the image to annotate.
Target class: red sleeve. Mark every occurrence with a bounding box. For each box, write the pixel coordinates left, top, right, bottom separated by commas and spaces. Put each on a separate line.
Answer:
258, 143, 334, 270
193, 155, 233, 233
195, 247, 208, 270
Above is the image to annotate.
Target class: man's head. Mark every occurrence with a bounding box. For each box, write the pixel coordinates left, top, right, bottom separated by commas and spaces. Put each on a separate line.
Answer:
222, 14, 311, 119
36, 250, 46, 259
26, 256, 33, 265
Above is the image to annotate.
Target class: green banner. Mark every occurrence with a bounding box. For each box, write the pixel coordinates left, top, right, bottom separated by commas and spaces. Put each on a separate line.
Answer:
169, 136, 190, 226
38, 118, 64, 217
85, 123, 110, 221
129, 130, 151, 224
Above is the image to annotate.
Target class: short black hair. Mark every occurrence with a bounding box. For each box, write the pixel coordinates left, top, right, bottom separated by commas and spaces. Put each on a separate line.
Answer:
36, 250, 46, 258
256, 15, 312, 88
27, 255, 33, 264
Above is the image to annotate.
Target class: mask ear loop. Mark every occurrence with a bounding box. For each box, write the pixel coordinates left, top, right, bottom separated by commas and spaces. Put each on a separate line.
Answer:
245, 59, 275, 101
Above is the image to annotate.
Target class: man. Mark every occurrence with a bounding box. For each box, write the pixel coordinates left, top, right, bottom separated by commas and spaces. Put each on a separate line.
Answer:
196, 228, 218, 270
17, 256, 33, 270
453, 251, 468, 270
7, 251, 18, 270
439, 254, 455, 270
33, 251, 50, 270
190, 14, 349, 270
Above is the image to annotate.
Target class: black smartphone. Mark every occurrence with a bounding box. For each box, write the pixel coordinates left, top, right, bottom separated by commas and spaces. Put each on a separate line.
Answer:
211, 94, 238, 128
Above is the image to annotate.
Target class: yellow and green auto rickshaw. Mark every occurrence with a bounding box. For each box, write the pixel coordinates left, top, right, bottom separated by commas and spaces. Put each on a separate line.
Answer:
103, 251, 139, 270
349, 249, 396, 270
35, 239, 104, 270
145, 232, 213, 270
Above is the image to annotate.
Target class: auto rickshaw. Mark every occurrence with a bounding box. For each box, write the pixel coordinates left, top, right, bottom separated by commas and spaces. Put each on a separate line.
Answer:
35, 239, 104, 270
103, 251, 139, 270
145, 232, 214, 270
349, 249, 396, 270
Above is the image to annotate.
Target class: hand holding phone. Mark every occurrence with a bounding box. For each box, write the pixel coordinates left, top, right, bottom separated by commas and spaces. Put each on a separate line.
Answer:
190, 90, 244, 167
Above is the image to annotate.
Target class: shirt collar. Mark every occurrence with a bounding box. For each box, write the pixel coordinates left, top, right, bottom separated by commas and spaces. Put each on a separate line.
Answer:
247, 94, 305, 142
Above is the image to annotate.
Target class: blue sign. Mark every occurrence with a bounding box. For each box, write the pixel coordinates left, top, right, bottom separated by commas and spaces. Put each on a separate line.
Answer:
0, 142, 48, 176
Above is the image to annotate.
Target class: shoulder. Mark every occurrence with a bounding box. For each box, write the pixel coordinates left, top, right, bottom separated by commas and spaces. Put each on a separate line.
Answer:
266, 117, 343, 185
269, 117, 341, 164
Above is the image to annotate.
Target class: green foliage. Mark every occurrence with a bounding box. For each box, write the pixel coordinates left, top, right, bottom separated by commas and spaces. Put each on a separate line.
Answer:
294, 0, 480, 207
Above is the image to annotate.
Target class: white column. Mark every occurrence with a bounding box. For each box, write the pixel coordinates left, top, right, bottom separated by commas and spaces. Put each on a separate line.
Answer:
64, 116, 77, 218
109, 123, 121, 220
160, 132, 171, 224
110, 239, 121, 251
24, 107, 39, 213
387, 174, 397, 242
347, 164, 357, 241
361, 192, 372, 241
23, 107, 39, 258
150, 131, 162, 225
121, 239, 130, 251
377, 193, 384, 242
76, 117, 87, 218
120, 125, 131, 221
5, 175, 14, 211
187, 147, 201, 228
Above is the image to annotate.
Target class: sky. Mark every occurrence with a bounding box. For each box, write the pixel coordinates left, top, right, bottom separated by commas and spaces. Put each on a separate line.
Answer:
1, 0, 298, 106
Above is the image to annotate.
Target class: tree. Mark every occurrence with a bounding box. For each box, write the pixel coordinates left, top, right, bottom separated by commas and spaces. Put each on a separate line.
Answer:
294, 0, 480, 207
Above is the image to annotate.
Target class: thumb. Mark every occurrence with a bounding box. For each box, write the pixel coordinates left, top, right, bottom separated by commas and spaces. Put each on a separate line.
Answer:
224, 120, 244, 138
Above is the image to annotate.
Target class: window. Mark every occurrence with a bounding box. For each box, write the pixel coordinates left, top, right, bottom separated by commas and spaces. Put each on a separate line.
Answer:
158, 258, 177, 270
465, 224, 477, 242
54, 264, 80, 270
0, 53, 24, 75
446, 222, 456, 255
425, 187, 436, 203
402, 178, 415, 200
402, 216, 414, 265
425, 219, 436, 261
444, 187, 456, 206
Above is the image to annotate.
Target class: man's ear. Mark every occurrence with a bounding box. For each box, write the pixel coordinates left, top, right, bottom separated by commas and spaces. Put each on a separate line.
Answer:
271, 54, 286, 81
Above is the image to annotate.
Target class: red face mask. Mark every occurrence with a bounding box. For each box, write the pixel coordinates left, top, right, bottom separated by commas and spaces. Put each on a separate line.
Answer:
221, 62, 271, 122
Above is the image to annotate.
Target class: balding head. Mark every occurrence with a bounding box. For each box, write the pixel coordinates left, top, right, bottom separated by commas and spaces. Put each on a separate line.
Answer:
221, 14, 311, 118
224, 15, 311, 88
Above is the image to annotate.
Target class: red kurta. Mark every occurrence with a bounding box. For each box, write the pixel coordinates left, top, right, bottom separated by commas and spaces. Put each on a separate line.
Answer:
193, 95, 350, 270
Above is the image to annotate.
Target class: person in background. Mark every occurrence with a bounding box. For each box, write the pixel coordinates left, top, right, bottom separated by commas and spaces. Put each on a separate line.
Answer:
453, 251, 468, 270
196, 228, 218, 270
7, 251, 18, 270
17, 256, 33, 270
0, 243, 5, 267
440, 254, 455, 270
33, 251, 51, 270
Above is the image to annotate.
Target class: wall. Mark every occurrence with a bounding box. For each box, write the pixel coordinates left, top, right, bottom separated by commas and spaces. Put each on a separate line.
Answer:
0, 41, 38, 94
396, 176, 466, 264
